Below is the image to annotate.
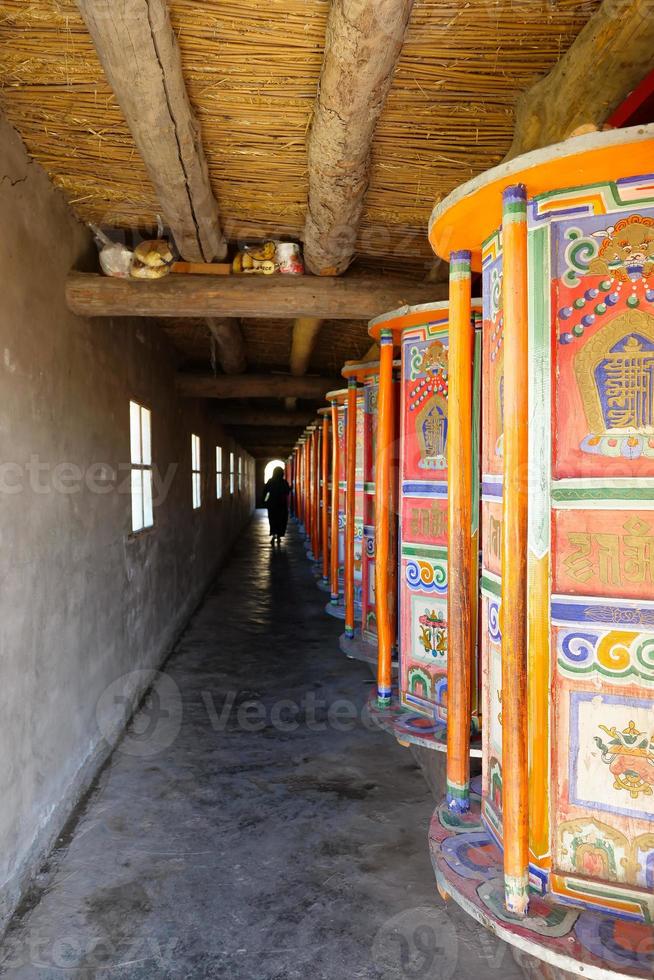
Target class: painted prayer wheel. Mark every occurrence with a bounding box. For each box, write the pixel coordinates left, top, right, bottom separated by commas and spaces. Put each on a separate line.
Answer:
324, 389, 348, 621
339, 360, 381, 664
315, 407, 333, 594
427, 126, 654, 978
369, 304, 483, 756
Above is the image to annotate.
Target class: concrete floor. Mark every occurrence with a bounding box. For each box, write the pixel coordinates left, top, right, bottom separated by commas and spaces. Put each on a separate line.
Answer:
0, 512, 525, 979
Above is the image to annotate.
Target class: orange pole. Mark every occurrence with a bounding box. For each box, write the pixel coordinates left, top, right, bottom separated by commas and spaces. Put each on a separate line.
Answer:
307, 431, 314, 547
375, 330, 395, 706
313, 426, 321, 560
501, 184, 530, 916
295, 447, 300, 520
344, 380, 357, 637
330, 400, 340, 603
299, 440, 305, 528
322, 415, 330, 582
304, 436, 311, 539
446, 251, 473, 812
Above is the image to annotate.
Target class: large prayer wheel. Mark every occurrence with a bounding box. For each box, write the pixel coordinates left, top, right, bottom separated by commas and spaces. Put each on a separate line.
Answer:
324, 389, 348, 621
369, 303, 483, 757
339, 360, 382, 664
427, 126, 654, 978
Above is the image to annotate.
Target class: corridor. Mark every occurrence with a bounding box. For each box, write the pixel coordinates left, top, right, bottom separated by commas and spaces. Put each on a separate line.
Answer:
0, 513, 522, 980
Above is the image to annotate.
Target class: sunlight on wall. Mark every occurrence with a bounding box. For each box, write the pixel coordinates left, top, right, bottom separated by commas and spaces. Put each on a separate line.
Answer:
264, 458, 286, 483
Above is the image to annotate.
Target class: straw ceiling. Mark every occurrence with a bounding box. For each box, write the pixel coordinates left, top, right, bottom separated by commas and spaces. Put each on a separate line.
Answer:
0, 0, 601, 275
162, 318, 372, 373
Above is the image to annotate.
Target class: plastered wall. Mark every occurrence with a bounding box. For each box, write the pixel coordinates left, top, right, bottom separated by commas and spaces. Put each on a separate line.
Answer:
0, 117, 254, 929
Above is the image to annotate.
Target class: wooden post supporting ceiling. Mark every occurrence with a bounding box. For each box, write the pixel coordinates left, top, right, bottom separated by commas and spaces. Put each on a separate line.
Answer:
506, 0, 654, 160
206, 319, 247, 375
286, 316, 324, 410
177, 373, 340, 400
226, 426, 305, 445
215, 407, 314, 427
66, 272, 447, 319
78, 0, 225, 262
247, 447, 295, 460
289, 317, 324, 377
303, 0, 416, 276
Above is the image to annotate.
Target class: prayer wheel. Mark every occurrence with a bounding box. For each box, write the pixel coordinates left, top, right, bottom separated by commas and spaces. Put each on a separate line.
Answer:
368, 303, 483, 760
426, 126, 654, 977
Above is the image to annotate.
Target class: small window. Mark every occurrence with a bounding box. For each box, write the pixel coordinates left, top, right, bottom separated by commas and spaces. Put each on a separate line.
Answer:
130, 401, 153, 533
238, 456, 242, 492
229, 452, 235, 495
191, 434, 201, 509
216, 446, 223, 499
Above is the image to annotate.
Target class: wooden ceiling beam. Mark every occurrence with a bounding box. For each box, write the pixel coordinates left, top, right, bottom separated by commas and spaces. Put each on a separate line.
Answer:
246, 448, 294, 460
507, 0, 654, 160
227, 426, 304, 445
78, 0, 225, 262
178, 374, 340, 400
303, 0, 415, 276
289, 317, 324, 376
286, 316, 324, 411
66, 272, 446, 319
216, 407, 315, 427
206, 318, 246, 374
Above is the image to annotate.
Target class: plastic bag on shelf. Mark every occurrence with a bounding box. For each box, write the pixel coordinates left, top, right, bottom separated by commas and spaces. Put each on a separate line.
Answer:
90, 225, 133, 279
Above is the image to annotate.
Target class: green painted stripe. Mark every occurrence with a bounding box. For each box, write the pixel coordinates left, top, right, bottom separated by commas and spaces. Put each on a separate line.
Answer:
481, 573, 501, 598
560, 879, 652, 923
503, 202, 527, 221
552, 486, 654, 502
401, 544, 448, 560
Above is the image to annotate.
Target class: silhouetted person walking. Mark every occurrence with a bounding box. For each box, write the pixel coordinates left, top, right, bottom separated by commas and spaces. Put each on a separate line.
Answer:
264, 467, 291, 545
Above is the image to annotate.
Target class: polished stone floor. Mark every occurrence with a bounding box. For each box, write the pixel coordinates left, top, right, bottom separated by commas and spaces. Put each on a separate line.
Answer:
0, 512, 524, 979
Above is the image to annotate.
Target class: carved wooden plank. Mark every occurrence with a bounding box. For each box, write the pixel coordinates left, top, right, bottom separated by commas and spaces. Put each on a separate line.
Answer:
303, 0, 415, 275
78, 0, 224, 261
66, 272, 446, 319
507, 0, 654, 160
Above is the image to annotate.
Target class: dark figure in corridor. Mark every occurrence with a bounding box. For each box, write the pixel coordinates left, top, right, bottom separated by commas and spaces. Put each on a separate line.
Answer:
264, 466, 291, 544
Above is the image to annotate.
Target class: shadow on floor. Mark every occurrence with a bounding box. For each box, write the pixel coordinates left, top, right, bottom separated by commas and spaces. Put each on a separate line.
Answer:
0, 512, 525, 979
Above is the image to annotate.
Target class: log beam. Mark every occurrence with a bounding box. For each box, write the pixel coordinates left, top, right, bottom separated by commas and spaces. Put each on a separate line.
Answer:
66, 272, 447, 319
178, 373, 340, 400
246, 447, 294, 459
290, 317, 324, 376
507, 0, 654, 160
78, 0, 224, 261
286, 316, 324, 411
303, 0, 415, 275
206, 318, 247, 374
226, 427, 303, 451
216, 407, 314, 427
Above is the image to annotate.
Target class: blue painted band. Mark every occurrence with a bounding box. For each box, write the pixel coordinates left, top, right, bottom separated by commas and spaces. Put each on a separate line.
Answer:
345, 626, 355, 638
502, 183, 527, 205
446, 794, 471, 814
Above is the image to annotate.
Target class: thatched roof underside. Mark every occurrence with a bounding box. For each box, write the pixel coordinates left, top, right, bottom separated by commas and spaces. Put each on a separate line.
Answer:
162, 318, 372, 374
0, 0, 602, 452
0, 0, 600, 274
